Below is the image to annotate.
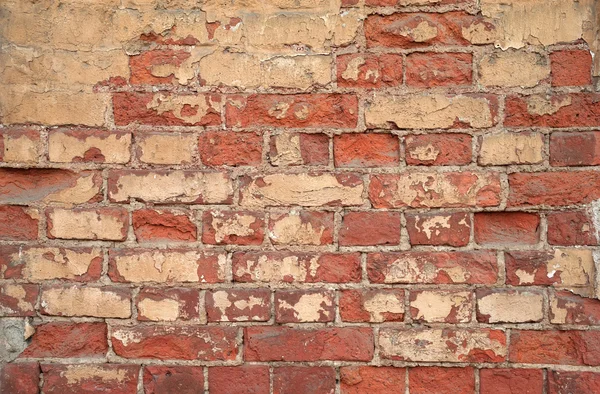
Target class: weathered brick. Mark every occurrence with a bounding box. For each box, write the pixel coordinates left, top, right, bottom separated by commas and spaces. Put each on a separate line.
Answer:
0, 363, 39, 394
209, 366, 269, 394
547, 211, 597, 246
144, 366, 204, 394
550, 291, 600, 325
133, 209, 197, 242
41, 364, 139, 394
549, 371, 600, 394
113, 92, 221, 126
108, 170, 233, 204
0, 246, 102, 282
0, 283, 38, 317
129, 49, 193, 85
275, 289, 335, 323
479, 50, 549, 88
405, 133, 472, 166
47, 208, 129, 241
340, 289, 404, 323
479, 132, 544, 165
111, 326, 238, 360
0, 206, 38, 240
206, 289, 271, 322
550, 131, 600, 166
40, 285, 131, 318
274, 367, 336, 394
406, 212, 471, 247
245, 327, 374, 361
409, 367, 475, 394
550, 49, 592, 87
226, 94, 358, 129
136, 133, 196, 165
202, 210, 264, 245
509, 330, 600, 365
240, 173, 364, 207
233, 252, 361, 284
1, 129, 40, 163
336, 53, 403, 88
477, 288, 544, 323
0, 168, 101, 204
269, 133, 329, 166
380, 328, 506, 362
409, 290, 472, 323
474, 212, 540, 245
339, 211, 401, 246
369, 172, 501, 208
21, 322, 108, 358
340, 366, 406, 394
109, 249, 226, 283
406, 52, 472, 87
367, 251, 498, 284
334, 133, 400, 167
509, 171, 600, 207
199, 131, 262, 166
480, 369, 544, 394
48, 130, 131, 163
136, 287, 199, 321
505, 94, 600, 128
269, 210, 334, 245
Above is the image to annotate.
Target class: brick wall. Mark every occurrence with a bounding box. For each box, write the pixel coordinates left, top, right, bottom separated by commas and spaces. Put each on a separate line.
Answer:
1, 0, 600, 393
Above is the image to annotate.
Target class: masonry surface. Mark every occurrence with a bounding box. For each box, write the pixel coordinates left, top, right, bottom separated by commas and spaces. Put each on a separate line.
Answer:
1, 0, 600, 393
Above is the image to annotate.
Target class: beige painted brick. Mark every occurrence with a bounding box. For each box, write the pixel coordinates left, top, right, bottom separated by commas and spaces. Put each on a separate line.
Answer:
479, 50, 550, 88
40, 285, 131, 318
477, 289, 544, 323
49, 130, 131, 163
47, 208, 129, 241
1, 130, 40, 163
137, 134, 196, 165
410, 290, 473, 323
479, 132, 544, 165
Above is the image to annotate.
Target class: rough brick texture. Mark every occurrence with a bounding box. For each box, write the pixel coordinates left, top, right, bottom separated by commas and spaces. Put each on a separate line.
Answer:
1, 0, 600, 392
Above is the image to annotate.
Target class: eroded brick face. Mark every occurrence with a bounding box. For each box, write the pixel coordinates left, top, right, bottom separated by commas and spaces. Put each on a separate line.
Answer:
2, 0, 600, 392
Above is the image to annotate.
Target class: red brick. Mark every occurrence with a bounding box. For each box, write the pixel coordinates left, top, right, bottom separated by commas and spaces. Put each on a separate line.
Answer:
0, 206, 38, 240
547, 211, 597, 245
113, 92, 221, 126
334, 133, 399, 167
144, 366, 204, 394
226, 94, 358, 129
199, 131, 262, 166
367, 251, 498, 284
550, 131, 600, 166
549, 371, 600, 394
474, 212, 540, 245
365, 12, 491, 48
0, 168, 101, 204
340, 289, 404, 322
233, 252, 361, 283
209, 366, 269, 394
508, 171, 600, 207
206, 289, 271, 322
202, 210, 264, 245
129, 49, 192, 85
405, 133, 472, 166
133, 209, 197, 242
406, 212, 471, 246
550, 291, 600, 325
269, 133, 329, 166
111, 326, 238, 360
136, 287, 200, 321
268, 211, 334, 245
339, 211, 401, 246
41, 364, 139, 394
406, 52, 472, 87
245, 327, 374, 361
550, 49, 592, 87
275, 289, 335, 323
505, 93, 600, 127
340, 366, 406, 394
480, 368, 543, 394
509, 330, 600, 365
274, 367, 336, 394
0, 283, 38, 316
409, 367, 475, 394
20, 322, 108, 358
336, 53, 403, 88
0, 362, 40, 394
369, 172, 501, 208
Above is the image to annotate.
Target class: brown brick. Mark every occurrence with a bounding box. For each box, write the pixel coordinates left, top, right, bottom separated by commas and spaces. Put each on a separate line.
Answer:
406, 52, 472, 88
547, 211, 597, 246
133, 209, 197, 242
406, 212, 471, 247
339, 211, 401, 246
334, 133, 400, 167
550, 131, 600, 166
144, 366, 204, 394
509, 330, 600, 365
199, 131, 262, 166
405, 133, 472, 166
409, 367, 475, 394
341, 366, 406, 394
209, 366, 269, 394
474, 212, 540, 245
550, 49, 592, 87
274, 367, 336, 394
480, 369, 543, 394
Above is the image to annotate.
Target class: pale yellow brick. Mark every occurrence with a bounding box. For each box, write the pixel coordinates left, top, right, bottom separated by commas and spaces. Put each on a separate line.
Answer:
2, 131, 40, 163
40, 286, 131, 318
477, 290, 544, 323
47, 208, 128, 241
479, 132, 544, 165
479, 50, 549, 88
137, 134, 196, 165
49, 131, 131, 163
